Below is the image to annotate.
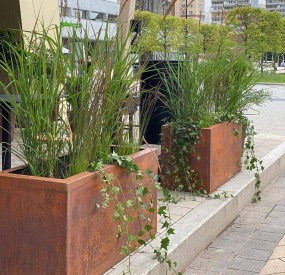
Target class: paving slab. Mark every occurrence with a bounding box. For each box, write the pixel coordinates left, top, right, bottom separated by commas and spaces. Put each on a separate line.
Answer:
237, 248, 272, 261
251, 231, 283, 242
227, 257, 265, 273
221, 268, 259, 275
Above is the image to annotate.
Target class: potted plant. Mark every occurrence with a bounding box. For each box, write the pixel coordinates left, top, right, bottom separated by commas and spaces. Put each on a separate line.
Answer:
0, 26, 158, 274
159, 55, 270, 194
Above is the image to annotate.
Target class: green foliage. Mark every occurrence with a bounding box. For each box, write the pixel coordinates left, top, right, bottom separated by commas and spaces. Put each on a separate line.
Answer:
158, 15, 183, 58
226, 7, 284, 72
134, 11, 161, 54
135, 9, 285, 67
159, 60, 210, 126
92, 154, 181, 274
134, 11, 234, 58
0, 25, 144, 178
0, 30, 19, 67
256, 72, 285, 83
160, 55, 270, 128
243, 119, 264, 202
181, 18, 202, 56
159, 53, 271, 196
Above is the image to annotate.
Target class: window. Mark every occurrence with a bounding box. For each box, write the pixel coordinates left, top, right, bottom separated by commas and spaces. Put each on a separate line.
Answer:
82, 10, 89, 19
96, 13, 105, 21
73, 9, 89, 20
108, 14, 118, 23
74, 8, 80, 19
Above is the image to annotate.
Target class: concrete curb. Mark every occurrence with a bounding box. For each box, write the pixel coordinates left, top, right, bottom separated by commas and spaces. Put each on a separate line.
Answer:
106, 141, 285, 275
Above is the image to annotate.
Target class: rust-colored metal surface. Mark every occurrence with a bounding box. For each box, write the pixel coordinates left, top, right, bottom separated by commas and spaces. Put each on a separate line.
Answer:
161, 122, 243, 193
0, 148, 158, 275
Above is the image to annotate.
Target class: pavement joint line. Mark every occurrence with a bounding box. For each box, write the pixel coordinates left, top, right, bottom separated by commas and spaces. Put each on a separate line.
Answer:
106, 140, 285, 275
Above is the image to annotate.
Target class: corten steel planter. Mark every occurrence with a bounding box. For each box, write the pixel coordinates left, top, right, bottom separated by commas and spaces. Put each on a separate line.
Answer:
0, 148, 158, 275
161, 122, 243, 193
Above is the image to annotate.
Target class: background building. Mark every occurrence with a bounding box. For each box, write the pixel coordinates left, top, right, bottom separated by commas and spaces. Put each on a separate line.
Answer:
174, 0, 205, 22
266, 0, 285, 17
211, 0, 259, 24
59, 0, 119, 43
135, 0, 173, 15
0, 0, 60, 36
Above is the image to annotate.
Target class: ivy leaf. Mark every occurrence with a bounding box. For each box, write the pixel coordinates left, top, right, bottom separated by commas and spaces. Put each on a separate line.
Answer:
162, 221, 170, 229
121, 245, 129, 255
167, 228, 175, 235
144, 224, 153, 231
137, 239, 146, 246
128, 234, 137, 242
126, 200, 133, 208
113, 211, 120, 221
158, 206, 167, 215
161, 237, 170, 250
145, 169, 152, 175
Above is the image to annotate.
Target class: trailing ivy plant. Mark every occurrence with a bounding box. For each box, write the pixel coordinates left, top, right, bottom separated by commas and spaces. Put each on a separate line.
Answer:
242, 118, 265, 202
89, 152, 182, 275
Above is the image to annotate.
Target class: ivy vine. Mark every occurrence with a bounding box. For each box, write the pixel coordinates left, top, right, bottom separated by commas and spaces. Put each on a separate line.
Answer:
89, 152, 182, 275
87, 117, 263, 274
162, 117, 264, 201
242, 119, 264, 202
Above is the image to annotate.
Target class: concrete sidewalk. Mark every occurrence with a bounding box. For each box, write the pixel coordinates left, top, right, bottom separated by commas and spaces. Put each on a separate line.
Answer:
185, 171, 285, 274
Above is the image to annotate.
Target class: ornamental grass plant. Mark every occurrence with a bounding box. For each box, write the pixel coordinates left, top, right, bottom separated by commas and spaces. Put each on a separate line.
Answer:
160, 55, 271, 128
0, 25, 146, 178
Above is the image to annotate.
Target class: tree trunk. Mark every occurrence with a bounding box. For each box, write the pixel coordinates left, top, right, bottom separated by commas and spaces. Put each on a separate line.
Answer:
260, 57, 264, 75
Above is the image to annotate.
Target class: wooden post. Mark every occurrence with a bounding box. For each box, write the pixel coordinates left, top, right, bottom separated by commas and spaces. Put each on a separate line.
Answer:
118, 0, 136, 42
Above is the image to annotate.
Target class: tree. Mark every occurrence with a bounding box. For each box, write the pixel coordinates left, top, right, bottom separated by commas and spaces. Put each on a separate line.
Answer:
180, 18, 202, 57
133, 11, 161, 57
225, 7, 263, 59
157, 15, 183, 59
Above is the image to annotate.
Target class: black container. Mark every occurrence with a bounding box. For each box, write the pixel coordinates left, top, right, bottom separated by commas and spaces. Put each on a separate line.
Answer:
140, 61, 177, 144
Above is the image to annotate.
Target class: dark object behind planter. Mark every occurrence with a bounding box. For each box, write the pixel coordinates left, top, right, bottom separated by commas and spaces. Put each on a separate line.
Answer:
140, 61, 177, 144
0, 148, 158, 275
0, 108, 16, 143
161, 122, 243, 193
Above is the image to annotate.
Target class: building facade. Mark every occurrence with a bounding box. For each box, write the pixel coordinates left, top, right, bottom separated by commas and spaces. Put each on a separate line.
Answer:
266, 0, 285, 17
135, 0, 173, 15
211, 0, 259, 24
178, 0, 205, 22
0, 0, 60, 36
59, 0, 120, 42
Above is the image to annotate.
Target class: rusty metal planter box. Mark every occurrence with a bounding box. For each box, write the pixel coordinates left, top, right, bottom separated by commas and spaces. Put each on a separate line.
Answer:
0, 148, 158, 275
161, 122, 243, 193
